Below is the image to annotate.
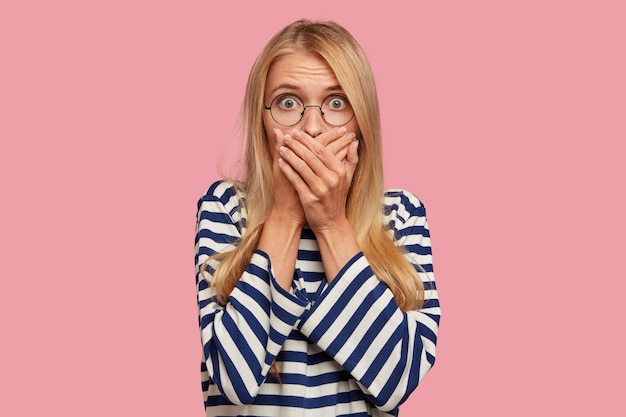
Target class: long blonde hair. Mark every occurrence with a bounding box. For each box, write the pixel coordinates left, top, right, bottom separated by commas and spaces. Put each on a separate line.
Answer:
204, 20, 424, 312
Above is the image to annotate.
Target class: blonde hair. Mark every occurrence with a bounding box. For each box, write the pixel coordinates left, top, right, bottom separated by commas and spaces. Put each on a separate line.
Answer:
204, 20, 424, 313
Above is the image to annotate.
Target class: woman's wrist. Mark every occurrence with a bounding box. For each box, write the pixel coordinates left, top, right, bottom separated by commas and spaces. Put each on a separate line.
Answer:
258, 210, 304, 291
265, 206, 306, 230
312, 219, 361, 282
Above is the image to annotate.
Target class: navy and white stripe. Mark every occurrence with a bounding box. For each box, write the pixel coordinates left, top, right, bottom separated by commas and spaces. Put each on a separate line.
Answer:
195, 180, 440, 417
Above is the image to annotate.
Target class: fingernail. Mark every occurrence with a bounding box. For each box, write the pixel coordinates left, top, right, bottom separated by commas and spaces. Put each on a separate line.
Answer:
349, 133, 357, 141
292, 130, 301, 138
338, 127, 347, 135
279, 146, 286, 154
284, 134, 291, 143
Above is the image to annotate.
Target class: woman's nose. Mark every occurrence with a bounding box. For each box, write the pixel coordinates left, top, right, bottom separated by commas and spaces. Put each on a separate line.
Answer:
299, 106, 327, 138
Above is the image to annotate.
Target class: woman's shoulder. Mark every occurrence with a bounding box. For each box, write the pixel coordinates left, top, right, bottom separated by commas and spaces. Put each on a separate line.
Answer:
198, 180, 244, 204
383, 189, 427, 226
197, 180, 247, 221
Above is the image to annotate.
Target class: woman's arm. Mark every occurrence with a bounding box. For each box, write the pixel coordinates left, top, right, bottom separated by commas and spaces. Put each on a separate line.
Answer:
267, 130, 440, 410
296, 191, 440, 411
195, 181, 309, 405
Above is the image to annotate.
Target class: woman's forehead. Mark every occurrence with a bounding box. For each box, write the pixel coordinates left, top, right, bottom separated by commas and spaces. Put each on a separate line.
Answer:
266, 53, 342, 96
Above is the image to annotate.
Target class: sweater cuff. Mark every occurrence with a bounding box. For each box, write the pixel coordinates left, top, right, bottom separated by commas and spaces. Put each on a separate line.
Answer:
298, 252, 375, 333
252, 250, 309, 318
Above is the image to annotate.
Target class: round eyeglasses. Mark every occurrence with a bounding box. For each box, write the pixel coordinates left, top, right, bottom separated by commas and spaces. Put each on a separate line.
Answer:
264, 94, 355, 127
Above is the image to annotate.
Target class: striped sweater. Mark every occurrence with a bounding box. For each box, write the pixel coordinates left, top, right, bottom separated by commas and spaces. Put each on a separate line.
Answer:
195, 180, 440, 416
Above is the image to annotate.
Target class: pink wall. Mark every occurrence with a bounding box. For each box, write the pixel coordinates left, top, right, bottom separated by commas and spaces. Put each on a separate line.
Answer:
2, 1, 624, 415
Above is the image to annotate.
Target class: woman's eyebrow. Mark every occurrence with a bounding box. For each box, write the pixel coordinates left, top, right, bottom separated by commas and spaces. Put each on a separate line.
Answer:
268, 83, 300, 96
325, 85, 344, 92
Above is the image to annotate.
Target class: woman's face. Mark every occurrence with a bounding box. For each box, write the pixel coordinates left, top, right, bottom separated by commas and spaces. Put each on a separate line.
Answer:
263, 52, 359, 148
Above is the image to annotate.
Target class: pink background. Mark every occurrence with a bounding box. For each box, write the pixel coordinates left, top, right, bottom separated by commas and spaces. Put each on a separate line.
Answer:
2, 1, 624, 415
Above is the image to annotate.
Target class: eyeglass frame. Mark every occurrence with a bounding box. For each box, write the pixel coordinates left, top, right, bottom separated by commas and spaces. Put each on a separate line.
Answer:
263, 93, 356, 127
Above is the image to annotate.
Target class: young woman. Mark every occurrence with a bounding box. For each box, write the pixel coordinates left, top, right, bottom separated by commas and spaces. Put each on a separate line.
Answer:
195, 20, 440, 416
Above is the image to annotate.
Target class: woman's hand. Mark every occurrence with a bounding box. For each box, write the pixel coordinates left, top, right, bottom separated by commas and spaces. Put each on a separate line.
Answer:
269, 128, 307, 227
277, 127, 359, 233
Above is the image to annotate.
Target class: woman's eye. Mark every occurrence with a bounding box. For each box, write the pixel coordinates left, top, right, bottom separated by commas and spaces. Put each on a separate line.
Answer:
279, 97, 299, 109
327, 96, 347, 110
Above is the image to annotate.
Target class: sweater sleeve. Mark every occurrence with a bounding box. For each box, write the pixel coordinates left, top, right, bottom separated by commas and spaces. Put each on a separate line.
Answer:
296, 190, 440, 412
195, 181, 309, 405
